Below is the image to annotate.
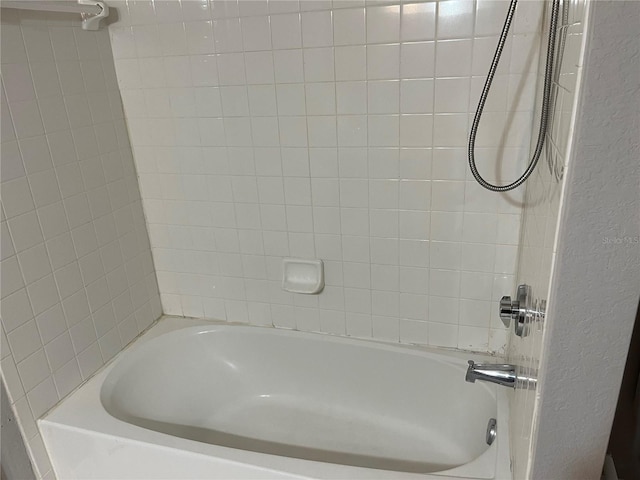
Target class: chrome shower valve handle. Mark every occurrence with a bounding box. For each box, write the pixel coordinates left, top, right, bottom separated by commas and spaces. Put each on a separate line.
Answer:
499, 284, 545, 337
499, 295, 520, 327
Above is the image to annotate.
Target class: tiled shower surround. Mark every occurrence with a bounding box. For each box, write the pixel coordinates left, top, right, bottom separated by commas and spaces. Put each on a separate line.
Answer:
508, 0, 587, 477
110, 0, 546, 353
0, 8, 162, 477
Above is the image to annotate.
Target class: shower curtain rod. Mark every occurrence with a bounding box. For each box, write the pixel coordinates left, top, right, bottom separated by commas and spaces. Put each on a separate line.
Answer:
1, 1, 109, 30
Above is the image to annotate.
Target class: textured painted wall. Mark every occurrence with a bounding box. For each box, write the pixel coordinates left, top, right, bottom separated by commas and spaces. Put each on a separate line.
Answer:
0, 8, 161, 478
529, 1, 640, 477
109, 0, 546, 353
507, 0, 588, 477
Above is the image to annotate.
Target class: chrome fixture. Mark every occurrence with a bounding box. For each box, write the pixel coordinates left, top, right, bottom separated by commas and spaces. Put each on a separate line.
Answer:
468, 0, 561, 191
465, 361, 517, 388
486, 418, 498, 446
500, 284, 545, 337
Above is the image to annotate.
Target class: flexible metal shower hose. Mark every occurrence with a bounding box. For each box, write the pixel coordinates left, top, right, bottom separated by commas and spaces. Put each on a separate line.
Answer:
468, 0, 560, 192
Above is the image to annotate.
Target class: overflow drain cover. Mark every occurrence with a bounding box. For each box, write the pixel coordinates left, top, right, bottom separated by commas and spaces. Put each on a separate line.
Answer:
486, 418, 497, 445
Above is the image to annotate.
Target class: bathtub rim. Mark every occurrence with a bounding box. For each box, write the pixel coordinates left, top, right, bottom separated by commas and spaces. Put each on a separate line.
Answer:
39, 316, 512, 480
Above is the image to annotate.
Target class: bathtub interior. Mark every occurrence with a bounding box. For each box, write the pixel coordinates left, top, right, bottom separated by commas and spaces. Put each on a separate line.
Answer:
100, 326, 497, 475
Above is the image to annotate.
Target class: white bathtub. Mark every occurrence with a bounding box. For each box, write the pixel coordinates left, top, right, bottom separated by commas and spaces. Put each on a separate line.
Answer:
40, 317, 511, 480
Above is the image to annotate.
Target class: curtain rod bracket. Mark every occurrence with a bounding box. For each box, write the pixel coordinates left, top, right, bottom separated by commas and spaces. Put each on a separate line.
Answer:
79, 1, 109, 31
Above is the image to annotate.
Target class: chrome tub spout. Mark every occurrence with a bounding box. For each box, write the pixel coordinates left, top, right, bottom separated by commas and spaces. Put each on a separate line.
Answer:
465, 360, 517, 388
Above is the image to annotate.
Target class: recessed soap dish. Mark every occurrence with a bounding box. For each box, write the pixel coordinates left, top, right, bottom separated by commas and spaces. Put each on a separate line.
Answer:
282, 258, 324, 294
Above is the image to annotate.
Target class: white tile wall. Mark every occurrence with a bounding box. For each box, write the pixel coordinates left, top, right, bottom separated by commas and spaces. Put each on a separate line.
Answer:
108, 0, 544, 354
0, 8, 162, 478
507, 0, 588, 477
